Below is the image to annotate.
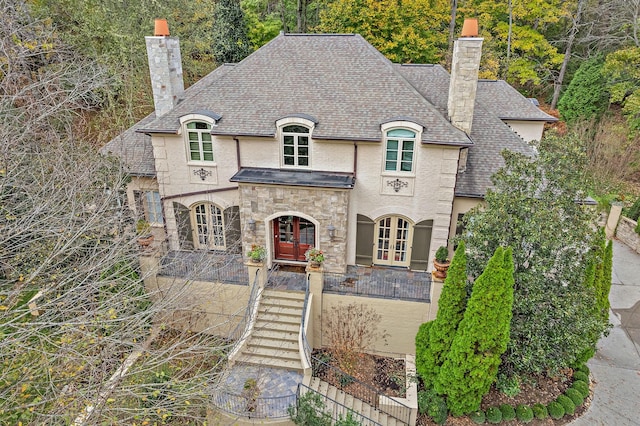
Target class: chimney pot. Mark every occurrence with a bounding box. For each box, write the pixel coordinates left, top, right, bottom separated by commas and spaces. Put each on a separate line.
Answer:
460, 18, 478, 37
154, 19, 170, 36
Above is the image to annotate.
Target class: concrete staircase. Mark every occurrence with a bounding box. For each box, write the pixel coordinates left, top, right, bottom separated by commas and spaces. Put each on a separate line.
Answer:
304, 377, 402, 426
236, 289, 305, 371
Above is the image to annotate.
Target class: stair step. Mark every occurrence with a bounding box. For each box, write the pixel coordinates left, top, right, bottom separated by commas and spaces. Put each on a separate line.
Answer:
377, 412, 389, 425
237, 354, 302, 371
310, 377, 321, 391
242, 345, 300, 361
256, 312, 301, 324
352, 397, 362, 415
343, 394, 354, 411
251, 328, 298, 342
248, 337, 299, 351
262, 289, 305, 300
317, 380, 329, 396
335, 389, 346, 406
254, 320, 299, 333
258, 305, 304, 316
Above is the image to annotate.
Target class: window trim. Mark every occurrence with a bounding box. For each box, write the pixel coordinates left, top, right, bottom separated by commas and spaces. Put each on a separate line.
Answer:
180, 114, 216, 165
380, 121, 422, 175
191, 202, 226, 250
276, 117, 315, 169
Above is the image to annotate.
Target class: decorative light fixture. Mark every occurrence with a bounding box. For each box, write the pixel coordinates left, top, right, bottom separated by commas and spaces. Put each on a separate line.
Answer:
327, 224, 336, 241
248, 218, 256, 232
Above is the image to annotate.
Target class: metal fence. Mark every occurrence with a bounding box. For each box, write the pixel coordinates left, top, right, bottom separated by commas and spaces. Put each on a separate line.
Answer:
295, 383, 382, 426
323, 267, 431, 302
158, 251, 248, 284
211, 388, 296, 419
311, 356, 412, 425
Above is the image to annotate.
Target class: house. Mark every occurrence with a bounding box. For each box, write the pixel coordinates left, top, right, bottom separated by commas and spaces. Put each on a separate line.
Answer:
105, 20, 554, 275
103, 19, 557, 422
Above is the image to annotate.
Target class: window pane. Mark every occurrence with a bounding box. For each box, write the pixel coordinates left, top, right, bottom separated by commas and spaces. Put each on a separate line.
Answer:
401, 162, 412, 171
201, 133, 211, 141
298, 147, 308, 156
386, 150, 398, 161
387, 129, 415, 138
187, 122, 196, 129
284, 135, 294, 145
298, 157, 308, 166
195, 122, 210, 130
284, 146, 294, 155
402, 151, 413, 161
189, 132, 198, 141
284, 156, 295, 165
203, 152, 214, 161
299, 136, 308, 145
403, 140, 414, 151
387, 140, 398, 150
283, 125, 309, 133
385, 161, 396, 171
190, 151, 201, 161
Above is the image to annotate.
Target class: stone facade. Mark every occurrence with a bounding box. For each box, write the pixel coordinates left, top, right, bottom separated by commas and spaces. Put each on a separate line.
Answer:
239, 184, 350, 273
448, 37, 483, 135
145, 36, 184, 117
616, 216, 640, 254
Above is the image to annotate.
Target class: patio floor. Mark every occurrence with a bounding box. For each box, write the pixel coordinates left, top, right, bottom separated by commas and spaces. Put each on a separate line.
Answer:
158, 251, 431, 302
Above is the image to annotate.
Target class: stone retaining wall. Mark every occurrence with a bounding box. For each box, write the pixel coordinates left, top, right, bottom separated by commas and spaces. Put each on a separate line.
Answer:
616, 216, 640, 254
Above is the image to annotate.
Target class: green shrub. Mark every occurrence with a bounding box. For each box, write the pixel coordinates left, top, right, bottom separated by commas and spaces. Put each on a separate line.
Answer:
469, 409, 486, 424
556, 394, 576, 415
516, 404, 534, 423
485, 406, 502, 424
573, 371, 589, 382
571, 380, 590, 398
532, 403, 548, 419
625, 197, 640, 221
496, 372, 521, 397
499, 404, 516, 421
575, 364, 590, 376
547, 401, 565, 419
565, 388, 584, 406
417, 389, 448, 425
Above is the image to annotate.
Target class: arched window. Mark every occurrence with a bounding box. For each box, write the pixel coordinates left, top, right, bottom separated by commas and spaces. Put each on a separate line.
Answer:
282, 125, 310, 167
385, 129, 415, 172
186, 121, 213, 162
192, 203, 225, 250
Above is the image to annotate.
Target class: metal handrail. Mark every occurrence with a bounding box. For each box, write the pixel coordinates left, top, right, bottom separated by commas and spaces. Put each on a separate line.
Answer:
311, 355, 411, 424
300, 273, 312, 368
295, 383, 382, 426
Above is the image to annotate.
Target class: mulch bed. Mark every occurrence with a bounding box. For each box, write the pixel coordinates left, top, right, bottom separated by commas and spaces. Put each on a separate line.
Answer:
417, 370, 594, 425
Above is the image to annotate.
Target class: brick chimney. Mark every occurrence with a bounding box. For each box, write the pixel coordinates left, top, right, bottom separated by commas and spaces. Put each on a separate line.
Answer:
145, 19, 184, 117
448, 19, 483, 135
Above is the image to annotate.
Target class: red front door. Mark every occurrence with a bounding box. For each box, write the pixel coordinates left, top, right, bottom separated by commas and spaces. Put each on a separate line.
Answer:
273, 216, 315, 262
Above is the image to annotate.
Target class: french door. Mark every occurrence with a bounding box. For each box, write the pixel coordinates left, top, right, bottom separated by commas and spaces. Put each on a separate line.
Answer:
273, 216, 315, 261
374, 216, 412, 267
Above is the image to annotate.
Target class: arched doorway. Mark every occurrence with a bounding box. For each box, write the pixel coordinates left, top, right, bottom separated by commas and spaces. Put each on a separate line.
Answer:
374, 216, 413, 267
273, 215, 315, 262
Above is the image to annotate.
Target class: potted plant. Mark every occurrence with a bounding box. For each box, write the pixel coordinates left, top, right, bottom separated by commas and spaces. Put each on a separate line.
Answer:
247, 244, 266, 263
433, 245, 450, 279
305, 247, 325, 267
136, 219, 154, 248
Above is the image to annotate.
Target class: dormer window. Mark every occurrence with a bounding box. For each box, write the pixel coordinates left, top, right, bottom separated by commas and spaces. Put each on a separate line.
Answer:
385, 129, 415, 172
282, 125, 310, 167
187, 121, 213, 162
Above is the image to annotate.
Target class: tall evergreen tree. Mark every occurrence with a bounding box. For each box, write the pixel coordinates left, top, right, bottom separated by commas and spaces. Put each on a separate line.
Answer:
435, 247, 515, 416
212, 0, 252, 64
415, 241, 468, 388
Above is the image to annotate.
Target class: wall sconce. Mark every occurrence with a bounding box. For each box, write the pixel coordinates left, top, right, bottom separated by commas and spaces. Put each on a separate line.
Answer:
248, 218, 256, 232
327, 224, 336, 241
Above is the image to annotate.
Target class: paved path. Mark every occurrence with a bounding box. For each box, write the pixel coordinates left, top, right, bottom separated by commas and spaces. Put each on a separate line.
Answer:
570, 240, 640, 425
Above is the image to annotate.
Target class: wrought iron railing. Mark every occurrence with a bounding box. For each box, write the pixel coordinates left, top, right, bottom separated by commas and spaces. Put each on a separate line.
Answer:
211, 387, 296, 419
311, 356, 411, 425
158, 251, 248, 284
295, 383, 382, 426
323, 269, 430, 302
300, 273, 312, 369
229, 270, 261, 343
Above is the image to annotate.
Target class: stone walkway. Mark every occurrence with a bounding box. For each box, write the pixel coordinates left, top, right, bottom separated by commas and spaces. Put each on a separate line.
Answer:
570, 240, 640, 425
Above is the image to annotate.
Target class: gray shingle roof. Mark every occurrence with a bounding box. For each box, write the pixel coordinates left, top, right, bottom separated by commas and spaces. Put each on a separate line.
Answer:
395, 64, 537, 197
106, 33, 551, 196
230, 167, 355, 189
477, 80, 557, 121
139, 34, 471, 145
101, 64, 235, 175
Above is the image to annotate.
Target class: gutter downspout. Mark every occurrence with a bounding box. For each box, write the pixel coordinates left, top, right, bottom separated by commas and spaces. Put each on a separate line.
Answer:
234, 137, 241, 171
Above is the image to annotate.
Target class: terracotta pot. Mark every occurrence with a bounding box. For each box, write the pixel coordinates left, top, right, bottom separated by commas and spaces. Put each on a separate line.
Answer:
137, 234, 154, 248
433, 259, 451, 279
309, 260, 321, 268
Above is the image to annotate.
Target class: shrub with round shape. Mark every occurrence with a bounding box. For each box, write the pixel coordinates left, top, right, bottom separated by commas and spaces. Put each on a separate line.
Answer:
565, 388, 584, 406
486, 406, 502, 424
469, 409, 486, 424
532, 403, 548, 419
571, 380, 590, 399
547, 401, 565, 420
556, 395, 576, 415
516, 404, 534, 423
499, 404, 516, 421
575, 364, 590, 375
573, 371, 589, 383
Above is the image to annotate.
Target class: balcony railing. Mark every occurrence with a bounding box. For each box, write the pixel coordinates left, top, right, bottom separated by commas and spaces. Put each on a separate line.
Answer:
324, 267, 431, 302
158, 251, 248, 284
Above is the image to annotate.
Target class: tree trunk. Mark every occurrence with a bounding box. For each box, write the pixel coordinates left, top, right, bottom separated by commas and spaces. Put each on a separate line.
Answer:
551, 0, 586, 110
